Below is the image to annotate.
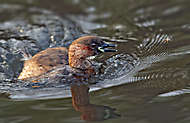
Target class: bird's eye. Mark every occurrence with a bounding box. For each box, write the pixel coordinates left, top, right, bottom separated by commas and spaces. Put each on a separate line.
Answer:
91, 43, 97, 46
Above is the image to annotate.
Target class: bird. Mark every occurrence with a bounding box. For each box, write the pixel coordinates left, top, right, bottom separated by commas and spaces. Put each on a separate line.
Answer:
18, 36, 116, 81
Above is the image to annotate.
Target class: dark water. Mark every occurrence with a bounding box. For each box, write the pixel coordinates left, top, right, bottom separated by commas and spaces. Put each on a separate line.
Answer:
0, 0, 190, 122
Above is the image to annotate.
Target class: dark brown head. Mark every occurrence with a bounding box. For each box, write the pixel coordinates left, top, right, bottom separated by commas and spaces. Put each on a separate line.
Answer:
69, 36, 116, 70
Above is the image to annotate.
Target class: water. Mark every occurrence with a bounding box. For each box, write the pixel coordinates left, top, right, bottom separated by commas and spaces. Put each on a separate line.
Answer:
0, 0, 190, 122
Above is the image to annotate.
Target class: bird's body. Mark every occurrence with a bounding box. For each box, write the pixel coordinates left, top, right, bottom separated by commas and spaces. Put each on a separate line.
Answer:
18, 36, 116, 81
18, 47, 68, 80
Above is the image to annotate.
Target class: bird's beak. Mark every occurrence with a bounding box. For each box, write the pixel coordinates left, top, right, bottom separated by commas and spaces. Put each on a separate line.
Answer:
98, 42, 117, 52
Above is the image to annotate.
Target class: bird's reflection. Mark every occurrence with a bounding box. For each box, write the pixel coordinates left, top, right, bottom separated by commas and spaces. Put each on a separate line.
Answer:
70, 83, 120, 121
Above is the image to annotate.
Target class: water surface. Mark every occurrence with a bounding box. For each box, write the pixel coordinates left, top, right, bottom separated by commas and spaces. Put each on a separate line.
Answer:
0, 0, 190, 122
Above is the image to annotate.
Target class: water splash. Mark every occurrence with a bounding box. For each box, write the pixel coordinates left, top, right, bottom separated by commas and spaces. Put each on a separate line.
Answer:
0, 31, 174, 100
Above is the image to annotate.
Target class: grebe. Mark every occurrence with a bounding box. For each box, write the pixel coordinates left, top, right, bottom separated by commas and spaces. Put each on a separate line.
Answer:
18, 36, 116, 81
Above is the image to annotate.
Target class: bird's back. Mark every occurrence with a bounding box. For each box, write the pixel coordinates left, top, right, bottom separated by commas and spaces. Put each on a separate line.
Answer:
18, 47, 68, 80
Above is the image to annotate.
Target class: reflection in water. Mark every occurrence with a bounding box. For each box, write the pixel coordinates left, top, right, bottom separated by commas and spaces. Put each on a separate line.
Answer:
71, 83, 120, 121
